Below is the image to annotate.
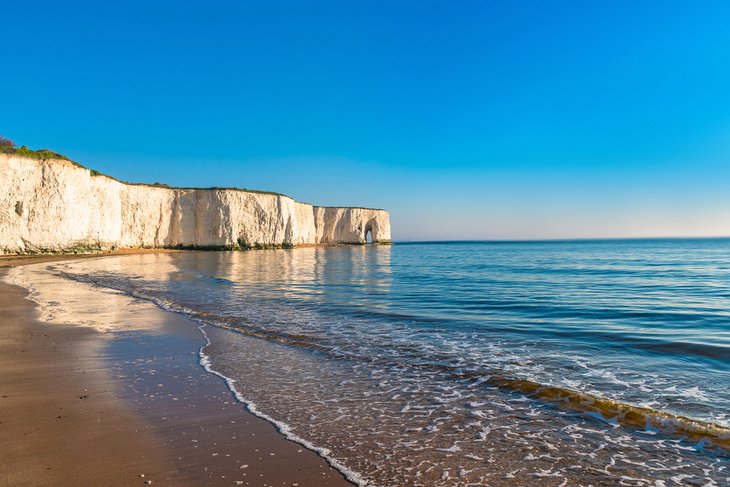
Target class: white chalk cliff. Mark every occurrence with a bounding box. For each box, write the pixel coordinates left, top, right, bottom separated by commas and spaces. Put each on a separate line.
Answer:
0, 154, 391, 254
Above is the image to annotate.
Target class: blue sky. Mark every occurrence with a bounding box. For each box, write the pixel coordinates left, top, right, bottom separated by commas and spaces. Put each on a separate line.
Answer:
3, 1, 730, 240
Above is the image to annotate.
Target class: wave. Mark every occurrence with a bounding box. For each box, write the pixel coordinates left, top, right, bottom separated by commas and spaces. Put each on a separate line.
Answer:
52, 267, 730, 452
31, 267, 370, 486
196, 323, 370, 487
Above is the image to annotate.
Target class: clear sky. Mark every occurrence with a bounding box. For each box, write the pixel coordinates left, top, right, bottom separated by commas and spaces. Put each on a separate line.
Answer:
3, 1, 730, 241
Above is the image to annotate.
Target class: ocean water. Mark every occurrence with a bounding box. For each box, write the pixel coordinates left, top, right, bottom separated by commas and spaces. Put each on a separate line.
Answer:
10, 240, 730, 486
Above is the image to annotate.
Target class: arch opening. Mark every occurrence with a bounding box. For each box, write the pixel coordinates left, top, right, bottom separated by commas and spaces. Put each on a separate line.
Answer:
363, 219, 377, 244
364, 223, 374, 244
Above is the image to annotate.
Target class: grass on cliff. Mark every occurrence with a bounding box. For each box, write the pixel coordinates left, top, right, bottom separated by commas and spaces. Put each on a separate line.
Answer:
0, 135, 385, 207
1, 135, 76, 163
0, 136, 289, 196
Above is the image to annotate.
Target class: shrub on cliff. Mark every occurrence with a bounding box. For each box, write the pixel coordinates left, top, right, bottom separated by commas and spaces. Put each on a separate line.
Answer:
0, 138, 74, 162
0, 135, 15, 152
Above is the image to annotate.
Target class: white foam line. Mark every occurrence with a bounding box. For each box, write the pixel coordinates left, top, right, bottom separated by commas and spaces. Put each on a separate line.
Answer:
69, 278, 371, 486
196, 321, 371, 487
7, 266, 372, 486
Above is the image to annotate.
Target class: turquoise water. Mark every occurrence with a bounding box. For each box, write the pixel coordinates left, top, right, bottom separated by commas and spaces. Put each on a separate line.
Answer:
41, 240, 730, 485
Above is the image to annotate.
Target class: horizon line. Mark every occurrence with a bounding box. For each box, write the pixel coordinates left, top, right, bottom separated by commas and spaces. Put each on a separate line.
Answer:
392, 236, 730, 244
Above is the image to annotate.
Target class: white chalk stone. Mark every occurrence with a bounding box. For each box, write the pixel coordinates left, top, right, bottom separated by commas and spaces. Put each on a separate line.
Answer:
0, 155, 391, 253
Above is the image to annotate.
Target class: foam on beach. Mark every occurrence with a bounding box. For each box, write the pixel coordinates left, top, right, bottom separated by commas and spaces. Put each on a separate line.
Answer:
5, 261, 371, 486
197, 323, 371, 487
6, 243, 730, 486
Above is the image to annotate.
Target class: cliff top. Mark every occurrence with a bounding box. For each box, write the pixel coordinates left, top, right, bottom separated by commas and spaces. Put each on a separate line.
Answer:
0, 145, 289, 197
0, 140, 385, 212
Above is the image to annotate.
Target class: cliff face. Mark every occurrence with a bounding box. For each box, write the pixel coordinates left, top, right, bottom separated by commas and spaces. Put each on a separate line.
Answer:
0, 155, 391, 254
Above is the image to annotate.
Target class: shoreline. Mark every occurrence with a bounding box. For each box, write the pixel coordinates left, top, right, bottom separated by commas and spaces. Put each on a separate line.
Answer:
0, 254, 354, 486
0, 270, 168, 486
0, 242, 390, 265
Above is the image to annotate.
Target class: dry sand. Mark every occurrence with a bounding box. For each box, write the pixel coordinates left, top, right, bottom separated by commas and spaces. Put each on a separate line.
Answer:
0, 254, 353, 486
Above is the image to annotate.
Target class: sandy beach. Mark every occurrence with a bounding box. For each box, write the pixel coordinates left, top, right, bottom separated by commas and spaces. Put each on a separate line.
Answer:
0, 254, 353, 487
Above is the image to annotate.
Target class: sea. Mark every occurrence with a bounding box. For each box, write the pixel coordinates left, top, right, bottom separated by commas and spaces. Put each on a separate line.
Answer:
8, 239, 730, 486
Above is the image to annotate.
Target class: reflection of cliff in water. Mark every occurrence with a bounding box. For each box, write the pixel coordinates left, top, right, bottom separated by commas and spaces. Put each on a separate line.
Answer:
174, 245, 394, 310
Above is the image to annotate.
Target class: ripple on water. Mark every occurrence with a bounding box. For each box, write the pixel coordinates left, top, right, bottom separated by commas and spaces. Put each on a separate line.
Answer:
8, 240, 730, 486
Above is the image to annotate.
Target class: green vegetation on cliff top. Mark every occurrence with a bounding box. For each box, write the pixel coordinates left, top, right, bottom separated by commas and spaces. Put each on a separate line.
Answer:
1, 135, 75, 163
0, 135, 386, 210
0, 135, 286, 196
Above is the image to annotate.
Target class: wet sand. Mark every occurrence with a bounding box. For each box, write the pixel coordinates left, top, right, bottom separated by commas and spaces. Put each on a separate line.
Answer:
0, 256, 353, 487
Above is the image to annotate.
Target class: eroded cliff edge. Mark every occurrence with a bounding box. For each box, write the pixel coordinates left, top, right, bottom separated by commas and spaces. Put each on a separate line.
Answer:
0, 154, 391, 254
